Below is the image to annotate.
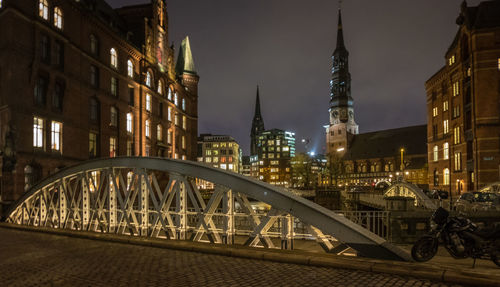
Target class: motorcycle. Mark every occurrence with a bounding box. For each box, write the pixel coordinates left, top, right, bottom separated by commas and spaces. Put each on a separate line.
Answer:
411, 207, 500, 267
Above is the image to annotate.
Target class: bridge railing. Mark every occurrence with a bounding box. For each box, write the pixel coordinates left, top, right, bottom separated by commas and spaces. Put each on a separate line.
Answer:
334, 210, 390, 241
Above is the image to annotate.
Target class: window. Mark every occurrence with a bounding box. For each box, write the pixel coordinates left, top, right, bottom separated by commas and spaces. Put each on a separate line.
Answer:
168, 87, 173, 100
146, 72, 152, 87
432, 107, 438, 117
39, 0, 49, 20
454, 152, 462, 171
443, 120, 449, 134
443, 168, 450, 185
128, 87, 135, 106
174, 93, 178, 106
443, 100, 449, 111
0, 0, 2, 8
145, 120, 151, 138
34, 77, 47, 105
433, 145, 438, 162
90, 65, 99, 88
157, 124, 162, 141
182, 116, 187, 130
146, 94, 152, 112
432, 124, 438, 139
111, 77, 118, 97
175, 115, 179, 126
453, 81, 459, 96
54, 7, 63, 29
127, 60, 134, 78
49, 121, 62, 151
89, 98, 99, 122
453, 105, 460, 118
110, 137, 117, 157
443, 142, 449, 160
90, 34, 99, 55
498, 58, 500, 71
182, 98, 186, 111
40, 34, 50, 63
126, 113, 133, 133
33, 117, 44, 148
89, 132, 97, 158
168, 106, 172, 121
54, 41, 64, 68
168, 130, 172, 144
182, 136, 186, 149
157, 81, 163, 95
110, 48, 118, 68
448, 55, 455, 66
52, 82, 64, 111
454, 126, 461, 144
110, 107, 118, 127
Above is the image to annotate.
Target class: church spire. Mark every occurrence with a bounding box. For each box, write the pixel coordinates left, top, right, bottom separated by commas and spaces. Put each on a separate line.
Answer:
250, 86, 265, 156
335, 7, 345, 51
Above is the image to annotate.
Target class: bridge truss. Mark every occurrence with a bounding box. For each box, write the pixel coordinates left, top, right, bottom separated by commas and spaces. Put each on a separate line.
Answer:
6, 157, 411, 261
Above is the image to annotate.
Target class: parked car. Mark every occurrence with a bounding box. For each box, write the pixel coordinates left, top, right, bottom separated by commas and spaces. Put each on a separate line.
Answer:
455, 192, 499, 212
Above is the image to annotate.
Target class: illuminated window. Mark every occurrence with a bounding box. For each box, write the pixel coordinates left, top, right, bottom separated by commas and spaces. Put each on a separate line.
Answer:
453, 105, 460, 118
168, 87, 173, 100
182, 136, 186, 149
182, 98, 186, 111
454, 126, 461, 144
448, 55, 455, 66
109, 137, 117, 157
157, 81, 163, 95
453, 81, 459, 96
111, 77, 118, 97
146, 72, 152, 87
182, 116, 186, 130
145, 120, 151, 137
157, 124, 162, 141
110, 107, 118, 127
443, 168, 450, 185
127, 60, 134, 78
205, 157, 212, 163
39, 0, 49, 20
168, 106, 172, 121
33, 117, 44, 148
454, 152, 461, 171
443, 120, 449, 134
0, 0, 2, 8
54, 7, 63, 29
182, 155, 186, 160
220, 164, 227, 170
146, 94, 152, 112
433, 145, 438, 162
127, 172, 133, 187
174, 93, 178, 106
89, 132, 97, 157
498, 58, 500, 71
168, 130, 172, 144
432, 107, 438, 117
443, 101, 449, 111
90, 35, 98, 55
443, 142, 449, 160
110, 48, 118, 68
126, 113, 133, 133
228, 164, 234, 171
282, 146, 289, 152
175, 115, 179, 126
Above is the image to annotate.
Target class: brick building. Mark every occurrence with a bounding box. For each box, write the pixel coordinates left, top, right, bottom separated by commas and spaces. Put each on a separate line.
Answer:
426, 1, 500, 196
0, 0, 199, 205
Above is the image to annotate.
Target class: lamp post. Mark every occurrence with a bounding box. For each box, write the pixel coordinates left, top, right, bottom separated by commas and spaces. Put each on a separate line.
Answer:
400, 148, 405, 172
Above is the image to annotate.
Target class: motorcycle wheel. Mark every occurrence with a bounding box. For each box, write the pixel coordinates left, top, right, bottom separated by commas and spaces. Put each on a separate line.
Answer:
411, 237, 438, 262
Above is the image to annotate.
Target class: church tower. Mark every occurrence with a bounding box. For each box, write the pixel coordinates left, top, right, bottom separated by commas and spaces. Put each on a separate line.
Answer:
325, 7, 358, 156
250, 86, 265, 156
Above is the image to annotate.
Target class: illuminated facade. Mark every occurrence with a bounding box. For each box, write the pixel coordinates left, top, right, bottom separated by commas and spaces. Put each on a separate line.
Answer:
251, 129, 296, 187
197, 134, 242, 190
426, 1, 500, 195
0, 0, 199, 205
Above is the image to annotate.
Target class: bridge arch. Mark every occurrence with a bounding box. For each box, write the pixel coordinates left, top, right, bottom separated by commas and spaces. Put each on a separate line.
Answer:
7, 157, 410, 261
384, 182, 436, 210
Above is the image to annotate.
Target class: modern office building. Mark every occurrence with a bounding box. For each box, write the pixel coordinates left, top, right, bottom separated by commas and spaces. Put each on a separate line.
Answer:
0, 0, 199, 205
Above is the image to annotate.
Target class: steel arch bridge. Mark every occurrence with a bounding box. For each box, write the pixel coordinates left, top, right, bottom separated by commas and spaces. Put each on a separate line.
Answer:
384, 182, 436, 210
6, 157, 411, 261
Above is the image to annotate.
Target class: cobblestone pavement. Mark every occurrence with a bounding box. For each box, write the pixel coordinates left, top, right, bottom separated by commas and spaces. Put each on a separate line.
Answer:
0, 228, 461, 287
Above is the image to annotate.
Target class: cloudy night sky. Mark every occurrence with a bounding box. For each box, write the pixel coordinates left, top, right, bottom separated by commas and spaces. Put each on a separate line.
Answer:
109, 0, 481, 155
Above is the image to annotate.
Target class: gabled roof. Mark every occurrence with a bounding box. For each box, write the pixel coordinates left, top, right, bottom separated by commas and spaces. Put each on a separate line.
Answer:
344, 125, 427, 161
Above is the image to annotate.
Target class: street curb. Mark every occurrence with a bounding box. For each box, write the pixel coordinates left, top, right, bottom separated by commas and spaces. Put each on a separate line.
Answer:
1, 223, 499, 287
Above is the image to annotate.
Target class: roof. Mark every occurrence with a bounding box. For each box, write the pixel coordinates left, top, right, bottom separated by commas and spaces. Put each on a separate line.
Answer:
175, 36, 197, 75
344, 125, 427, 161
465, 1, 500, 29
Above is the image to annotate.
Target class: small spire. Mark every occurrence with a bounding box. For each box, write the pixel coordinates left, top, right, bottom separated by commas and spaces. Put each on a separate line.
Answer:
336, 5, 345, 50
254, 85, 262, 118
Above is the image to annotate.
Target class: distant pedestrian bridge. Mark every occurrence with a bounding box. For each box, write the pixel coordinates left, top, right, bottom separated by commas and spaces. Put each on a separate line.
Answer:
6, 157, 410, 261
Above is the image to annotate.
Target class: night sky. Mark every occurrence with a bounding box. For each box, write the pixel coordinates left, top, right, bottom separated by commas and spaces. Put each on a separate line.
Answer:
108, 0, 481, 155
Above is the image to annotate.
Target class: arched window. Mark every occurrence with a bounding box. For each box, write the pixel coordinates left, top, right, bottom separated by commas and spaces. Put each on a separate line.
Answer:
168, 87, 173, 100
90, 34, 99, 55
127, 60, 134, 78
433, 145, 438, 162
146, 72, 152, 87
54, 7, 63, 29
39, 0, 49, 20
126, 113, 133, 133
174, 93, 178, 106
443, 142, 449, 160
157, 80, 163, 95
443, 168, 450, 185
110, 48, 118, 68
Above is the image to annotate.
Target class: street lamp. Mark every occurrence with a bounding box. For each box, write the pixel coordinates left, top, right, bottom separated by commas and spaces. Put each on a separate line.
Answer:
400, 148, 405, 171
